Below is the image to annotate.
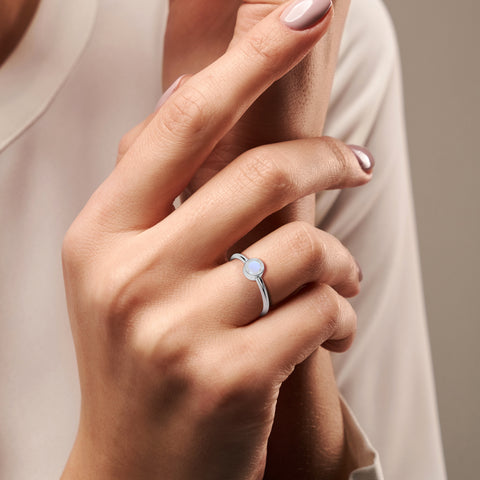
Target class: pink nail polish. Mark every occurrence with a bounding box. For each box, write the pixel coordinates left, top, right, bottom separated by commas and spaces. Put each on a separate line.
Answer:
154, 75, 186, 112
354, 258, 363, 283
281, 0, 332, 31
348, 145, 376, 173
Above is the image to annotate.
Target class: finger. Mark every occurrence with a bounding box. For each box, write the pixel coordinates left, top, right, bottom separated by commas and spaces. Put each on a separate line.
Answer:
116, 116, 154, 164
197, 221, 360, 326
240, 282, 357, 383
116, 76, 192, 165
86, 0, 334, 231
165, 137, 373, 265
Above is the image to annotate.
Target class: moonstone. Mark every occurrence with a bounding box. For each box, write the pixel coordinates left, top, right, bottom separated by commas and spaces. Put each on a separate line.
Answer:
245, 259, 264, 278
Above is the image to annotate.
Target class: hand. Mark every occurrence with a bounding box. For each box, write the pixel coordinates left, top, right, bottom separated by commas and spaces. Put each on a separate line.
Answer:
163, 0, 351, 186
61, 3, 370, 479
164, 1, 359, 478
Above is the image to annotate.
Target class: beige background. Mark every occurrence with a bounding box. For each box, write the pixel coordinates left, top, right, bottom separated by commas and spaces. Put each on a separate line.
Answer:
383, 1, 479, 478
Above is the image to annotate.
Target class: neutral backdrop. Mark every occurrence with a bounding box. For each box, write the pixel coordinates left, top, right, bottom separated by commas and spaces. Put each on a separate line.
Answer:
382, 1, 479, 478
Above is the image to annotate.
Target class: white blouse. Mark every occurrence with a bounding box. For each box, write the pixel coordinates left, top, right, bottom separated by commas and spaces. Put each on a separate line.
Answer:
0, 0, 446, 478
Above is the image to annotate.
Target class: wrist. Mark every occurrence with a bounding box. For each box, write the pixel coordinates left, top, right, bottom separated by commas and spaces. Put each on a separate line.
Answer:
62, 423, 157, 480
62, 432, 121, 480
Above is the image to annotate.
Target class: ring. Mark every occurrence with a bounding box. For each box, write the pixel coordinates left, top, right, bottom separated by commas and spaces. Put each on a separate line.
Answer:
230, 253, 270, 317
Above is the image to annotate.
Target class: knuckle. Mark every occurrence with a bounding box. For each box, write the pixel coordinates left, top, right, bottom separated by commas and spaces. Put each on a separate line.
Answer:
61, 224, 80, 267
145, 323, 192, 375
323, 332, 356, 353
317, 284, 342, 334
348, 277, 361, 298
192, 343, 270, 415
287, 222, 326, 280
323, 303, 358, 353
348, 311, 358, 342
347, 260, 362, 296
158, 84, 208, 138
204, 367, 266, 415
240, 30, 277, 68
333, 246, 362, 297
131, 322, 196, 404
117, 132, 134, 160
89, 254, 163, 330
61, 220, 89, 270
322, 137, 352, 183
89, 262, 136, 324
239, 148, 292, 201
337, 248, 362, 298
340, 301, 358, 342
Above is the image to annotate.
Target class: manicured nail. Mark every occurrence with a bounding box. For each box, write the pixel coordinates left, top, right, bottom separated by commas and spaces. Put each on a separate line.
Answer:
348, 145, 375, 173
354, 259, 363, 283
154, 75, 186, 112
281, 0, 332, 31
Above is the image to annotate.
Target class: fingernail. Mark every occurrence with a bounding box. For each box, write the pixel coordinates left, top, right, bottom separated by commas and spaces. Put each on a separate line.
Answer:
281, 0, 332, 31
348, 145, 375, 173
154, 75, 186, 112
354, 259, 363, 283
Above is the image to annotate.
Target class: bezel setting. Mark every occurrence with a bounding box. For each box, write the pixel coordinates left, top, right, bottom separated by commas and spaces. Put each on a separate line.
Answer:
243, 258, 265, 281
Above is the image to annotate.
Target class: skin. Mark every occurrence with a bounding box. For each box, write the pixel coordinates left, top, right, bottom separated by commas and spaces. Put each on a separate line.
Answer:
0, 0, 41, 65
163, 1, 354, 478
61, 4, 371, 479
1, 0, 365, 477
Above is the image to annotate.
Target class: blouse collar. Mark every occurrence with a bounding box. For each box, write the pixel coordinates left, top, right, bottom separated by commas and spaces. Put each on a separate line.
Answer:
0, 0, 98, 152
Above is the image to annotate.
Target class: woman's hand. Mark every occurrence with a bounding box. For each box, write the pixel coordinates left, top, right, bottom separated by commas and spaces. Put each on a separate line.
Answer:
164, 1, 359, 478
163, 0, 351, 188
61, 3, 371, 479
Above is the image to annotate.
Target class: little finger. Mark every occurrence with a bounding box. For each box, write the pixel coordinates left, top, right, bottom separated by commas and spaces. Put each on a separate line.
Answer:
240, 282, 357, 384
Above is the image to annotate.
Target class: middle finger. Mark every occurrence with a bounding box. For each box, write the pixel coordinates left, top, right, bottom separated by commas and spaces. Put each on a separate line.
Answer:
161, 137, 373, 267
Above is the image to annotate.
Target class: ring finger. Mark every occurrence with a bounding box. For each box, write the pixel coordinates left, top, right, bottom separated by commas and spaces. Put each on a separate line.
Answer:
198, 220, 361, 326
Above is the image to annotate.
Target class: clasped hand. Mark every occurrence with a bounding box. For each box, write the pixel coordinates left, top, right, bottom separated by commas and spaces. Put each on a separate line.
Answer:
61, 2, 372, 479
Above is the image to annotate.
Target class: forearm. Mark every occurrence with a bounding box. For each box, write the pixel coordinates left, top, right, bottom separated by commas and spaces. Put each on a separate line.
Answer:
236, 199, 354, 480
166, 0, 354, 476
265, 349, 354, 480
231, 1, 354, 477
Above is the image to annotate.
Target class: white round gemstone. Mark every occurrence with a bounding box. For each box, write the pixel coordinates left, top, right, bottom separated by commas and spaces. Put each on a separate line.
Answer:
244, 258, 264, 278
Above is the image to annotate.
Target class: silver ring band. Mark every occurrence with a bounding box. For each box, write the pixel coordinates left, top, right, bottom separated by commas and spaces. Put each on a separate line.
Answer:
230, 253, 270, 317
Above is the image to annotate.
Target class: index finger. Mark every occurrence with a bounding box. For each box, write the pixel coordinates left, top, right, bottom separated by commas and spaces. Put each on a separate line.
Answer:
85, 0, 334, 232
